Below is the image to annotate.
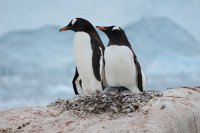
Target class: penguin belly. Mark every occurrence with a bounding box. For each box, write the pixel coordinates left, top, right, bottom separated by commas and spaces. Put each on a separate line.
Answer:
104, 45, 140, 93
73, 32, 102, 95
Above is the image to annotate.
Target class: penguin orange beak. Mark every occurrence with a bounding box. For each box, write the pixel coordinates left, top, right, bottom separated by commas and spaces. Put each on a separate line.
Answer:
59, 26, 71, 32
96, 26, 107, 31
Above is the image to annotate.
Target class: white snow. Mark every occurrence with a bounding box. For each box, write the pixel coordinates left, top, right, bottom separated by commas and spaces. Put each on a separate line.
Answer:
147, 54, 200, 75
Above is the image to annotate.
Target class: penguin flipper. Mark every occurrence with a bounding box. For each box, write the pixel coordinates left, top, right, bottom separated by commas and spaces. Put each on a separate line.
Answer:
133, 55, 143, 92
90, 37, 104, 81
101, 58, 107, 90
72, 67, 79, 95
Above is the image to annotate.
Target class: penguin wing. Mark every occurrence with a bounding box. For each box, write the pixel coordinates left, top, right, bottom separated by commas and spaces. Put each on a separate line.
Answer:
72, 67, 80, 95
101, 57, 107, 89
133, 55, 143, 92
90, 37, 104, 81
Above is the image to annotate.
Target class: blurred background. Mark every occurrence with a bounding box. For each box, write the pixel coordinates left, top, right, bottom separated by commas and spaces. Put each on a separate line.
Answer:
0, 0, 200, 110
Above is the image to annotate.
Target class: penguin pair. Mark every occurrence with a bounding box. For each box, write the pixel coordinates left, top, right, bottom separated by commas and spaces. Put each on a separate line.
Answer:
60, 18, 146, 95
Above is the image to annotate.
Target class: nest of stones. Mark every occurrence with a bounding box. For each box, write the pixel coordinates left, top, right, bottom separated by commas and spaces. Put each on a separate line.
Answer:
48, 89, 163, 114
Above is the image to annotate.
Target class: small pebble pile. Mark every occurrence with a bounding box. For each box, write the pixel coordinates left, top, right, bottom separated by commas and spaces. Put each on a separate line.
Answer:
48, 89, 163, 114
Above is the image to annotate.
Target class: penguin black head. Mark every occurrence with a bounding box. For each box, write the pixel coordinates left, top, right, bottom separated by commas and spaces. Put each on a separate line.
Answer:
96, 26, 129, 44
60, 18, 95, 32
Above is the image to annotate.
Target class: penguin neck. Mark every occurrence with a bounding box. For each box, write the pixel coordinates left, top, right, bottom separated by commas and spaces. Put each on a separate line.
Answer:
107, 33, 131, 46
81, 27, 97, 37
108, 40, 131, 47
108, 39, 136, 56
76, 29, 104, 50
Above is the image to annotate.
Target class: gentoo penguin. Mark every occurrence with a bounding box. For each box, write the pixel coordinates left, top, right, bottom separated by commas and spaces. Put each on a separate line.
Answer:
60, 18, 105, 95
96, 26, 146, 93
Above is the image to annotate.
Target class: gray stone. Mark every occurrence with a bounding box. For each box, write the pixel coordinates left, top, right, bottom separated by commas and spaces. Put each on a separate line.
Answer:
48, 88, 163, 115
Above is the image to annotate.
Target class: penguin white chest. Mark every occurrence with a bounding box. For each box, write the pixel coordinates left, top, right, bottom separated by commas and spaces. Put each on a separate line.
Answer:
73, 32, 102, 94
104, 45, 139, 92
73, 32, 92, 74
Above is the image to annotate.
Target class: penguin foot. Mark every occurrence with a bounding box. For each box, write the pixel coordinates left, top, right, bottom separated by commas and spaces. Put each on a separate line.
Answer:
102, 86, 132, 95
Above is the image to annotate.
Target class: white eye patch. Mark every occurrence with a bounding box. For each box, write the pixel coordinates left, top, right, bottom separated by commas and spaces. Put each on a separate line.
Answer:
71, 18, 77, 25
112, 26, 120, 31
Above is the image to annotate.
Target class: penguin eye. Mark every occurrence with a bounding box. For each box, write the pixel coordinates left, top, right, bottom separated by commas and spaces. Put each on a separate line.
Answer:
112, 26, 120, 31
71, 18, 77, 25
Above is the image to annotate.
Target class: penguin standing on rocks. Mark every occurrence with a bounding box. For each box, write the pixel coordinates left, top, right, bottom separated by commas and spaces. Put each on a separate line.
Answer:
60, 18, 105, 95
96, 26, 146, 93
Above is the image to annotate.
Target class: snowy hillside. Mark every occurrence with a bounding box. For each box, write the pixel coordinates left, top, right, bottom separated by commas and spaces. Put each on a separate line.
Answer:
0, 26, 75, 109
125, 17, 200, 89
126, 17, 199, 62
0, 17, 200, 109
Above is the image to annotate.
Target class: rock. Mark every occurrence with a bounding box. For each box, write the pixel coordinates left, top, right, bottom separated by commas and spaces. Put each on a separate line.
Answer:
160, 104, 166, 110
0, 87, 200, 133
0, 128, 13, 133
48, 88, 163, 115
122, 108, 131, 113
109, 106, 118, 113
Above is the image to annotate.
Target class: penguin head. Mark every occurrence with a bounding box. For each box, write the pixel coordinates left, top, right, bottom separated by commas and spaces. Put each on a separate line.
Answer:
96, 26, 128, 43
60, 18, 95, 32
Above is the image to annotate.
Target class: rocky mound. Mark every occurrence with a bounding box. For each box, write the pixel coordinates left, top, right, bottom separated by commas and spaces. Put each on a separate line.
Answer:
0, 87, 199, 133
48, 89, 163, 115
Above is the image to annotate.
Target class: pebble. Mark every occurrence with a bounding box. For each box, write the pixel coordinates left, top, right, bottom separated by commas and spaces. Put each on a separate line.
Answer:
161, 104, 166, 110
48, 88, 163, 114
